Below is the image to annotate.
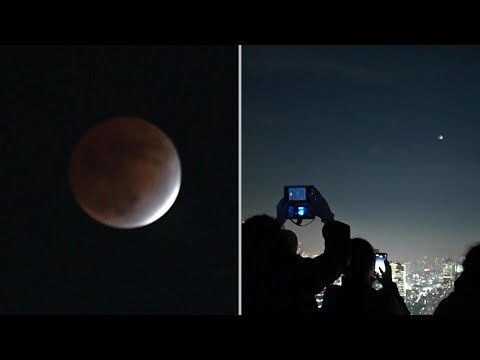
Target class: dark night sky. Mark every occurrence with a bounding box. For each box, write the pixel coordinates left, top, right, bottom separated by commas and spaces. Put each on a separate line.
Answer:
242, 45, 480, 263
1, 46, 238, 314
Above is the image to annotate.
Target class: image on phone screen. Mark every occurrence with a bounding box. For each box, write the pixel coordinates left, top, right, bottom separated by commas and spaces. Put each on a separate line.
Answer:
288, 187, 306, 201
375, 253, 387, 277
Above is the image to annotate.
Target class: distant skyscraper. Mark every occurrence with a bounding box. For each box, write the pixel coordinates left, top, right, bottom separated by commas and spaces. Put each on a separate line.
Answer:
404, 262, 411, 277
297, 239, 303, 255
443, 258, 454, 279
441, 258, 455, 290
391, 262, 406, 299
453, 257, 464, 278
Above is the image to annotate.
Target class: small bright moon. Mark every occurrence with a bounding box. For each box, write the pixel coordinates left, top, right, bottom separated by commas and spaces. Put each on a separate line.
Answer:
438, 134, 444, 140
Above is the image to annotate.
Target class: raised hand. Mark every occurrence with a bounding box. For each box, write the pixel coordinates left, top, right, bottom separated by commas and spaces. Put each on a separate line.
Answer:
276, 197, 289, 225
377, 260, 394, 287
311, 187, 334, 223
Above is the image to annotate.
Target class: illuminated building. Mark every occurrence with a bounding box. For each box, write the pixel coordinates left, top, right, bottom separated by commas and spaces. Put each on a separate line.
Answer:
391, 262, 406, 299
442, 258, 454, 279
297, 239, 303, 255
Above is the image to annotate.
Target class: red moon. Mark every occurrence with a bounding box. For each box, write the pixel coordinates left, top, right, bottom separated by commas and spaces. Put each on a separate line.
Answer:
69, 117, 181, 229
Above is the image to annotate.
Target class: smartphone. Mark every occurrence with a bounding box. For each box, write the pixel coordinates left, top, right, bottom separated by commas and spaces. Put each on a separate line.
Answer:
375, 253, 388, 277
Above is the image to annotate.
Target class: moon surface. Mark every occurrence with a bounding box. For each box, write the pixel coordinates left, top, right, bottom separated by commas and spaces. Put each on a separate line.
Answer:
70, 117, 181, 229
438, 134, 444, 140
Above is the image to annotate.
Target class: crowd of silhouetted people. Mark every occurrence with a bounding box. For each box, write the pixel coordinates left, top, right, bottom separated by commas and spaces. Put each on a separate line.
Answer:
242, 188, 480, 315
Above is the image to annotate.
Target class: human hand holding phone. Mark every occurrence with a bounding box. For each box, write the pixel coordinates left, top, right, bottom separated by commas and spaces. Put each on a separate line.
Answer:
311, 187, 334, 223
375, 253, 388, 277
377, 260, 393, 287
276, 197, 288, 225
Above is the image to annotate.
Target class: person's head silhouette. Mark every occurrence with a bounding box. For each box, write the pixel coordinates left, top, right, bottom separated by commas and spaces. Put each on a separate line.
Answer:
434, 243, 480, 315
281, 229, 298, 255
242, 215, 294, 263
344, 237, 376, 285
463, 244, 480, 271
459, 243, 480, 286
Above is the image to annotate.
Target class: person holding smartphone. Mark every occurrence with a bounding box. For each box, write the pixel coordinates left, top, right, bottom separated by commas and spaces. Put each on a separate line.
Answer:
242, 187, 352, 315
320, 237, 410, 315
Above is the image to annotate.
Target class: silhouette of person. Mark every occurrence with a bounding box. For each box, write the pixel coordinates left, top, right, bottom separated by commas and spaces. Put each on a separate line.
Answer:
242, 188, 352, 315
434, 243, 480, 316
281, 229, 299, 255
320, 237, 410, 315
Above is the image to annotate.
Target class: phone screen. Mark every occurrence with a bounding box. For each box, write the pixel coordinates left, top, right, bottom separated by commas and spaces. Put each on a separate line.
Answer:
288, 187, 306, 201
375, 253, 387, 276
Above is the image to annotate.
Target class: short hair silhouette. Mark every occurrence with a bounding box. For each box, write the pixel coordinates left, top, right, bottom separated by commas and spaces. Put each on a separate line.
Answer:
281, 229, 298, 255
344, 237, 375, 278
434, 243, 480, 316
462, 243, 480, 276
242, 214, 289, 260
457, 243, 480, 288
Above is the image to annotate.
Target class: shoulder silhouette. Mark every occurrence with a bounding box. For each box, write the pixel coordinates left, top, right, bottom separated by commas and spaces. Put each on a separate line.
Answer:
435, 243, 480, 316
